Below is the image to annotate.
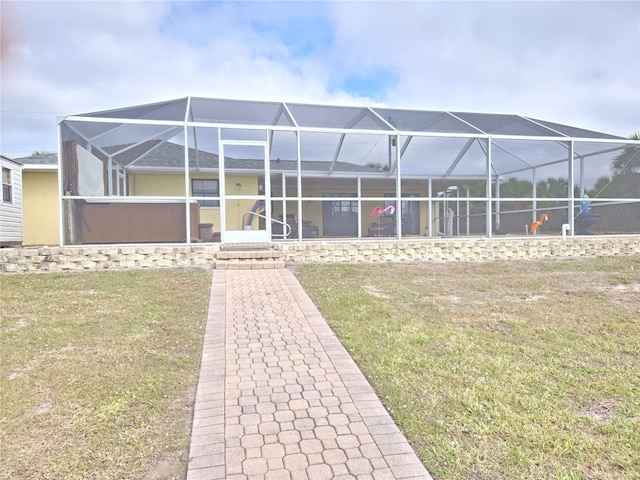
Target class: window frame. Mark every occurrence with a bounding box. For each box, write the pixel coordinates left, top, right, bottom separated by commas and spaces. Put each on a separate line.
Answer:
2, 167, 12, 203
191, 178, 219, 207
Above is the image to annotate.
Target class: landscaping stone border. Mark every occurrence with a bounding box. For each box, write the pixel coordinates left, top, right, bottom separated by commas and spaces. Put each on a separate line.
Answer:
1, 236, 638, 274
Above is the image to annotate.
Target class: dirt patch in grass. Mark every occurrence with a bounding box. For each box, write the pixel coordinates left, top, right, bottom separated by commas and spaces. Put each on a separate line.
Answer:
362, 284, 391, 298
297, 256, 640, 480
0, 269, 211, 480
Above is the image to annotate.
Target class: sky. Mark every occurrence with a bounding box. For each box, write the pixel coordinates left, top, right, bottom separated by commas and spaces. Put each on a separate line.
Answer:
1, 0, 639, 159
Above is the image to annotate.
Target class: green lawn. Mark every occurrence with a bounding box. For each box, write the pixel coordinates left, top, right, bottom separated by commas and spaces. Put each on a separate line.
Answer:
0, 269, 211, 480
297, 256, 640, 480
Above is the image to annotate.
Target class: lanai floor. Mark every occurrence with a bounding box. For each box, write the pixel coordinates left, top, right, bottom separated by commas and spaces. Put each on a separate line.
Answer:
186, 268, 433, 480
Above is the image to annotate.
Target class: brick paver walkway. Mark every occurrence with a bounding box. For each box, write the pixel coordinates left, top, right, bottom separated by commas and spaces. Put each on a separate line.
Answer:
187, 269, 433, 480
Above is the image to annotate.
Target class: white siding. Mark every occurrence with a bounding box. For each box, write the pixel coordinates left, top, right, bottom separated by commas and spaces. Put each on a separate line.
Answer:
0, 158, 23, 245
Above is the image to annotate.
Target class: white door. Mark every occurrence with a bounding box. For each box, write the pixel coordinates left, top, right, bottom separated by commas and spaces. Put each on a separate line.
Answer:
220, 141, 270, 244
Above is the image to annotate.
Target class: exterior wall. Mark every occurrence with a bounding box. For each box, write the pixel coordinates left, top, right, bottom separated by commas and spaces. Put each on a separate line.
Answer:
20, 167, 439, 245
0, 158, 23, 245
1, 236, 638, 274
22, 171, 59, 246
130, 172, 261, 232
131, 173, 186, 196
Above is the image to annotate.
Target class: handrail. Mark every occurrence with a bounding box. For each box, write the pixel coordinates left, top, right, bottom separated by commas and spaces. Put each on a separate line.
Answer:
242, 211, 292, 238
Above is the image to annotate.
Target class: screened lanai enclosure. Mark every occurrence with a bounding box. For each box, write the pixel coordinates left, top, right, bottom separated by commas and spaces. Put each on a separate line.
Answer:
58, 97, 640, 245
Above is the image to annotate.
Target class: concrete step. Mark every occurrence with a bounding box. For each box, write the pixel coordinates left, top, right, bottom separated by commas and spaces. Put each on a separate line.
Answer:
220, 243, 273, 251
215, 259, 286, 270
216, 250, 284, 261
216, 244, 285, 269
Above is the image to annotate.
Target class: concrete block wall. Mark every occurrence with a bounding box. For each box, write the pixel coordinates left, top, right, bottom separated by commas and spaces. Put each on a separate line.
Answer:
0, 236, 638, 274
279, 236, 640, 263
0, 245, 222, 273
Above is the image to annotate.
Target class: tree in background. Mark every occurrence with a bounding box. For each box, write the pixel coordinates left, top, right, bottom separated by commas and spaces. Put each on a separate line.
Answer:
587, 176, 612, 197
611, 132, 640, 175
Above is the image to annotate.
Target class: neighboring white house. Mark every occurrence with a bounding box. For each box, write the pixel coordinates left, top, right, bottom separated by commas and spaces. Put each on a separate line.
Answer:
0, 155, 23, 246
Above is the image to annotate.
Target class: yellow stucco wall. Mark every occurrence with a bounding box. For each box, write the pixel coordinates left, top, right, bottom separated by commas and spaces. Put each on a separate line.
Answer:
21, 170, 434, 244
131, 172, 263, 232
131, 173, 186, 196
22, 171, 59, 245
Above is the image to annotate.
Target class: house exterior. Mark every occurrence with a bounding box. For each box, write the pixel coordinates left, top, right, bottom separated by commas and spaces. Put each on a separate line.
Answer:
12, 97, 640, 246
0, 155, 24, 246
10, 153, 59, 246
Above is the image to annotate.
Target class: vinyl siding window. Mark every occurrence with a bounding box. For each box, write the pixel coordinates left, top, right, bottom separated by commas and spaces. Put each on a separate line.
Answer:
2, 167, 12, 203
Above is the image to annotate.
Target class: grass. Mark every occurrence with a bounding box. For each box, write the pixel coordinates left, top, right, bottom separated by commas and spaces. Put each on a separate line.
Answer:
0, 269, 211, 480
296, 256, 640, 480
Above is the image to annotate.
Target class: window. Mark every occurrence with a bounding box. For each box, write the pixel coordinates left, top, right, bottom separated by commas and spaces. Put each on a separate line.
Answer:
322, 193, 358, 236
192, 179, 219, 207
2, 167, 12, 203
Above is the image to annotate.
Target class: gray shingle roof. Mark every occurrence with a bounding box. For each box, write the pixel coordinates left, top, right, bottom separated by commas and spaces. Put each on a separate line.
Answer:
13, 152, 58, 166
14, 141, 380, 174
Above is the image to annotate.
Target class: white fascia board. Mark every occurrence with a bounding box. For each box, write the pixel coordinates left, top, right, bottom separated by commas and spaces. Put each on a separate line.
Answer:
22, 164, 59, 171
1, 157, 23, 167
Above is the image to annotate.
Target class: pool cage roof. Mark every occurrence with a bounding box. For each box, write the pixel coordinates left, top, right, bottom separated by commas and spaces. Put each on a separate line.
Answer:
61, 96, 636, 180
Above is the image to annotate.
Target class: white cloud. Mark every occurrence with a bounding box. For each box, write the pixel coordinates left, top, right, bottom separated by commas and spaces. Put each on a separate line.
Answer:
1, 0, 638, 158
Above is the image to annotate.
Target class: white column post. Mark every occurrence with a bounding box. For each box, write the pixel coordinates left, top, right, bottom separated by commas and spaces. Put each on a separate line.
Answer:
569, 140, 575, 236
395, 134, 401, 239
297, 131, 302, 241
486, 138, 493, 237
183, 125, 191, 243
57, 122, 65, 246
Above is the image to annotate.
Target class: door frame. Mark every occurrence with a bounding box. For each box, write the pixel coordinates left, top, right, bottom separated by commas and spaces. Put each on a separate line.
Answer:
220, 139, 271, 244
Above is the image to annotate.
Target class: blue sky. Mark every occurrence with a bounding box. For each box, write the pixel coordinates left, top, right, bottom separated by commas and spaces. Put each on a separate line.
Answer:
1, 0, 638, 158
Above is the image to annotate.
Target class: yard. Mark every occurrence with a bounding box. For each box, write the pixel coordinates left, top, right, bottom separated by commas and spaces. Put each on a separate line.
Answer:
1, 257, 638, 480
297, 256, 640, 480
0, 269, 211, 480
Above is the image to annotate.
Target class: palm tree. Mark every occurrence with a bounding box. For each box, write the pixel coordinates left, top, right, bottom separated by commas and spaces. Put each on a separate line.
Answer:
611, 132, 640, 175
